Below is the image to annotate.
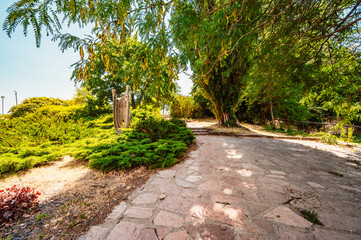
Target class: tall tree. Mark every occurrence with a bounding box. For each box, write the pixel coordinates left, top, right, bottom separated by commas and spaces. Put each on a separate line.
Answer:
72, 37, 179, 108
3, 0, 361, 125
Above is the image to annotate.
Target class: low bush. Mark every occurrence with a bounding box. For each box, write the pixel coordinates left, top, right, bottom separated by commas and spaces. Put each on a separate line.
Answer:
311, 132, 338, 144
1, 98, 194, 175
0, 185, 41, 221
88, 118, 194, 170
9, 97, 68, 118
264, 125, 308, 137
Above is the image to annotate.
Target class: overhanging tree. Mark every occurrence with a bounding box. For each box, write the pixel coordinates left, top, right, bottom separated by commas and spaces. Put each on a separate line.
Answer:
72, 37, 179, 108
3, 0, 361, 126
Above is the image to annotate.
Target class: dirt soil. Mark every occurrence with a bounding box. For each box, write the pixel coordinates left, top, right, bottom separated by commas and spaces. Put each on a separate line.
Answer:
0, 156, 156, 240
186, 118, 253, 135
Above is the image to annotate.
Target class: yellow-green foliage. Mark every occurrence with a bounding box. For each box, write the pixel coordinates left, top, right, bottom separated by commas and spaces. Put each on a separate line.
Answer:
0, 98, 194, 176
170, 95, 204, 118
0, 99, 112, 176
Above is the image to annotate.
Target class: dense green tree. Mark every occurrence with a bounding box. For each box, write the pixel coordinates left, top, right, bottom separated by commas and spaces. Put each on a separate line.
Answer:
3, 0, 361, 126
72, 37, 179, 108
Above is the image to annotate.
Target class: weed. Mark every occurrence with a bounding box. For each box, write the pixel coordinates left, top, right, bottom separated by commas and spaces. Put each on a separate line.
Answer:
79, 214, 85, 219
38, 233, 45, 240
35, 213, 47, 221
67, 220, 76, 229
300, 210, 324, 226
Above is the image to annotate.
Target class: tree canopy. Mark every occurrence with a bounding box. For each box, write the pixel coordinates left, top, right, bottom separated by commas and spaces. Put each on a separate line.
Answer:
3, 0, 361, 127
72, 37, 179, 108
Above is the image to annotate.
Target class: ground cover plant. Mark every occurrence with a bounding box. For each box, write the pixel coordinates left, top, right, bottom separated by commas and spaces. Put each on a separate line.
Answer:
0, 98, 194, 177
0, 185, 41, 222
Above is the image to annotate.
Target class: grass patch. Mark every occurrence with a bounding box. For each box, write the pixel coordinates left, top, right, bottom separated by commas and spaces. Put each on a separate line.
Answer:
35, 213, 47, 222
300, 210, 324, 226
264, 125, 308, 137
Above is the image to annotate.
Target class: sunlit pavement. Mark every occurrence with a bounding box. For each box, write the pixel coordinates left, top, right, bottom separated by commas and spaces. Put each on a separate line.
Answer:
79, 136, 361, 240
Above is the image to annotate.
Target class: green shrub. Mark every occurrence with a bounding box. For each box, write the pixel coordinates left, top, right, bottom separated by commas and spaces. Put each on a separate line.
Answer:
9, 97, 68, 118
130, 105, 162, 127
1, 100, 193, 176
311, 132, 338, 144
87, 117, 194, 171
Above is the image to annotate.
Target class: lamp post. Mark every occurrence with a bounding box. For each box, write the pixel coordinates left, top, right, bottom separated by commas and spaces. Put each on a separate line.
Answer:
1, 96, 4, 115
14, 90, 18, 106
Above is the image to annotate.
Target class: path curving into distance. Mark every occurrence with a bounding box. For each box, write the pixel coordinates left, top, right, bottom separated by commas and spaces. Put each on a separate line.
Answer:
79, 135, 361, 240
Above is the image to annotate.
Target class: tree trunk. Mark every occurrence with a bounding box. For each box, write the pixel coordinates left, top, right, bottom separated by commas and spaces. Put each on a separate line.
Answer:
270, 97, 275, 126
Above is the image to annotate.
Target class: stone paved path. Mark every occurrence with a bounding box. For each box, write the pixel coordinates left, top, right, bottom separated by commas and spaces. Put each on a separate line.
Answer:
79, 136, 361, 240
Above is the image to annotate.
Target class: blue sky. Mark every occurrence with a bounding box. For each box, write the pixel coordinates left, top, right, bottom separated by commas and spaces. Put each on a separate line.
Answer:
0, 1, 192, 113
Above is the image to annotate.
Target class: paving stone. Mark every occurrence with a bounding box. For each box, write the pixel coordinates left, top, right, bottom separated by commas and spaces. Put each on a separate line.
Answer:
238, 234, 269, 240
243, 203, 269, 217
247, 222, 260, 234
266, 174, 287, 180
270, 170, 286, 175
317, 212, 361, 231
160, 184, 181, 195
124, 206, 153, 219
279, 229, 309, 240
189, 166, 200, 171
259, 177, 289, 186
212, 194, 239, 205
307, 182, 325, 189
264, 206, 312, 228
198, 180, 221, 191
106, 202, 127, 221
253, 219, 275, 235
258, 183, 285, 193
235, 169, 253, 177
258, 190, 287, 204
151, 177, 173, 185
154, 211, 184, 228
132, 193, 159, 204
208, 203, 247, 227
106, 221, 143, 240
158, 169, 177, 178
156, 227, 172, 239
185, 175, 202, 183
182, 189, 203, 198
312, 228, 361, 240
164, 231, 188, 240
139, 229, 158, 240
195, 223, 236, 240
158, 196, 182, 211
81, 226, 110, 240
175, 178, 195, 188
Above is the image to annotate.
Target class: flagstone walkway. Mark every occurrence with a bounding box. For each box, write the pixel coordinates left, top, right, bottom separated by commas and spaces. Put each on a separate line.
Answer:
79, 136, 361, 240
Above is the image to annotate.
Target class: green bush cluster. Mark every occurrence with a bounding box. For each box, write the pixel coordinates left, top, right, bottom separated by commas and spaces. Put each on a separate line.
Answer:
9, 97, 68, 118
87, 117, 194, 170
0, 97, 194, 176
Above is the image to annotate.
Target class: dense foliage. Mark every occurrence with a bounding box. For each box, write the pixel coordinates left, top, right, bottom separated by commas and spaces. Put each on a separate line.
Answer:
72, 37, 179, 109
0, 97, 194, 176
3, 0, 361, 129
88, 117, 194, 170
